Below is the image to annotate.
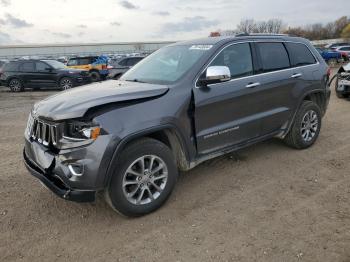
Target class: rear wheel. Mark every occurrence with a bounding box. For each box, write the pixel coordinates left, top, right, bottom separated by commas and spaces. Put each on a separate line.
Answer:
8, 78, 23, 92
105, 138, 178, 217
284, 101, 322, 149
59, 77, 73, 90
89, 71, 100, 82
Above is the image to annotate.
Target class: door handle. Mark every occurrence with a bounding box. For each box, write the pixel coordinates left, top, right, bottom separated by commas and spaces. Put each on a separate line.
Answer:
291, 73, 302, 78
246, 82, 260, 88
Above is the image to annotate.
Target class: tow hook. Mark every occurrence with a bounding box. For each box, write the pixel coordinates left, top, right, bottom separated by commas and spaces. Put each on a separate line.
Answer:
63, 189, 71, 199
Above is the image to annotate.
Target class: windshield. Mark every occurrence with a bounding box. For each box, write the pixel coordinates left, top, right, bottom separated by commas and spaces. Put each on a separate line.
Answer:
121, 45, 211, 84
43, 60, 66, 69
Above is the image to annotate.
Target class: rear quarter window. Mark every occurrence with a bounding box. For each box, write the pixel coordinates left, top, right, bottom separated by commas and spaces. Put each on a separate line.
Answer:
285, 43, 317, 67
257, 42, 290, 72
3, 62, 19, 71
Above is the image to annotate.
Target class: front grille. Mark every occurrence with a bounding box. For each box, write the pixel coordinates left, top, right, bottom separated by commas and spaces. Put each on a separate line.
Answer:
26, 114, 58, 147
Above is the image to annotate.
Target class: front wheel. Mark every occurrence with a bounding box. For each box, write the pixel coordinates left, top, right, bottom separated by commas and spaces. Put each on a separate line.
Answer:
59, 77, 73, 90
105, 138, 178, 217
284, 101, 322, 149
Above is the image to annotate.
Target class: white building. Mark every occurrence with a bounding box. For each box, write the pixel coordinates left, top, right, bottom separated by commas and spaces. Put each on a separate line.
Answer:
0, 41, 175, 59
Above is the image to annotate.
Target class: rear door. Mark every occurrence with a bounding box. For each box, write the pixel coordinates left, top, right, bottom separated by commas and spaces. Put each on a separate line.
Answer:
194, 42, 264, 154
253, 42, 299, 135
19, 61, 35, 86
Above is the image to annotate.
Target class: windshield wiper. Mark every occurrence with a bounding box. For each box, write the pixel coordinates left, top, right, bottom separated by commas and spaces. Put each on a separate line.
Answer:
125, 79, 146, 83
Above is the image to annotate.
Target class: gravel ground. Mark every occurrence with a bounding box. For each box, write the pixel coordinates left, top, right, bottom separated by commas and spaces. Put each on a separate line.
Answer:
1, 73, 350, 262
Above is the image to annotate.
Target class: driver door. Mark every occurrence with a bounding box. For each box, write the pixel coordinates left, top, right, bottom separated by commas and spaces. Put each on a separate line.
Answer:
193, 42, 263, 154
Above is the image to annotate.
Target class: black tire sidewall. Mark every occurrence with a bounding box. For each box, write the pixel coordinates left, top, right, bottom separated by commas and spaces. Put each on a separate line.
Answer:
292, 101, 322, 148
90, 71, 100, 82
108, 139, 178, 217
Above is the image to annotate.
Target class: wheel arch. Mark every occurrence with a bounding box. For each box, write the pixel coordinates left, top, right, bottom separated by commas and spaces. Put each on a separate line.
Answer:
6, 76, 22, 86
104, 125, 191, 187
302, 90, 327, 115
280, 89, 327, 139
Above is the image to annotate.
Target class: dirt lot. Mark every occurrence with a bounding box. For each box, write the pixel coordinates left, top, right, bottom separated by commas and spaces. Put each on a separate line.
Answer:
0, 73, 350, 262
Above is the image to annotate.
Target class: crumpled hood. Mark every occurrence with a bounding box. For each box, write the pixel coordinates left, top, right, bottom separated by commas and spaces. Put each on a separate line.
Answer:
33, 80, 169, 121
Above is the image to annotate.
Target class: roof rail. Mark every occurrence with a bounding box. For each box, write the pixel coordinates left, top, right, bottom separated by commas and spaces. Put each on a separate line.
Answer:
235, 33, 290, 37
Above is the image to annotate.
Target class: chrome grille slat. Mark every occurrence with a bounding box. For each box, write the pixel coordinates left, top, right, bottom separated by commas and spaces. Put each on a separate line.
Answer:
26, 114, 59, 147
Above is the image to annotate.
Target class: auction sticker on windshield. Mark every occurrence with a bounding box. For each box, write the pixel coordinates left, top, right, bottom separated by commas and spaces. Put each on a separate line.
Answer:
189, 45, 213, 50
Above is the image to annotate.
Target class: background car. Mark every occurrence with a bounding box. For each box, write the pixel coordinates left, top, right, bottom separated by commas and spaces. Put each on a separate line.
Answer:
0, 59, 90, 92
108, 56, 144, 79
67, 55, 109, 82
334, 46, 350, 61
335, 63, 350, 98
315, 47, 343, 66
326, 42, 350, 49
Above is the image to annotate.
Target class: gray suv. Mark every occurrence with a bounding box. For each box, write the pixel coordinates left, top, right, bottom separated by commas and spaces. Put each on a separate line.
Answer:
23, 35, 331, 216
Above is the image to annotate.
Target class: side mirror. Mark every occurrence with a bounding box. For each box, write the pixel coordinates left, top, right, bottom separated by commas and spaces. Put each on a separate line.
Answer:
45, 67, 53, 72
198, 66, 231, 86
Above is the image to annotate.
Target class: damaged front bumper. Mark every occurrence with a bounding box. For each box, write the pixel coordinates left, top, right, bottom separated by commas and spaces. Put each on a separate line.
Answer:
23, 149, 96, 202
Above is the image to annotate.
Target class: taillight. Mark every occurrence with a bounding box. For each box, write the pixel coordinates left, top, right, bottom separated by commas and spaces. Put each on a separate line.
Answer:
327, 67, 331, 77
102, 64, 107, 70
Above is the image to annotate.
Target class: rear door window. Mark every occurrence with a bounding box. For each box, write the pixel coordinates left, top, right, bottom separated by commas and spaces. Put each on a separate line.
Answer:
285, 43, 316, 67
67, 59, 78, 66
20, 62, 35, 72
3, 62, 19, 71
257, 43, 290, 72
209, 42, 253, 79
78, 58, 91, 65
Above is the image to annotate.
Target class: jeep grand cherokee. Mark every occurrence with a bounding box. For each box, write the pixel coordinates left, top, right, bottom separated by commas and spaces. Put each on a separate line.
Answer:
23, 35, 331, 216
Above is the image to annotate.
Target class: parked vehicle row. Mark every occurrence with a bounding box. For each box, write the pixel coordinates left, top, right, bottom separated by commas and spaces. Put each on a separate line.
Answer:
23, 34, 331, 216
0, 59, 91, 92
0, 54, 146, 91
315, 42, 350, 65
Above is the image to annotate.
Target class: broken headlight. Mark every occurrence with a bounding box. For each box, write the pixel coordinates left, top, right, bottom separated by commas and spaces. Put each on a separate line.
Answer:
60, 121, 101, 148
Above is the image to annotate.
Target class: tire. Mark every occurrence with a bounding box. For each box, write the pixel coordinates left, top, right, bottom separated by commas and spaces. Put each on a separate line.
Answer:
89, 71, 100, 82
105, 138, 178, 217
284, 101, 322, 149
8, 78, 24, 92
113, 73, 122, 80
59, 77, 73, 90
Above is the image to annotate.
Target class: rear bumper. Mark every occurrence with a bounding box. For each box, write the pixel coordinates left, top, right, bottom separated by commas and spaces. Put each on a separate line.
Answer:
23, 149, 96, 202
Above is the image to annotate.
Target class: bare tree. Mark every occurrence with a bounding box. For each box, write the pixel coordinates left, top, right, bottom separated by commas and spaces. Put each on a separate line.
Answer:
237, 19, 256, 33
236, 18, 284, 34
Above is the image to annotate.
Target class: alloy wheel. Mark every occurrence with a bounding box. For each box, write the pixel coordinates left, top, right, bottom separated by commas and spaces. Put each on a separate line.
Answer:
9, 79, 21, 92
122, 155, 168, 205
301, 110, 318, 142
61, 79, 72, 90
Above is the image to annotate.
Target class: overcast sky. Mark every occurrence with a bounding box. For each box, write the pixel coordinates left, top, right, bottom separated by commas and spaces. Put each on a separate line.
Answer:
0, 0, 349, 45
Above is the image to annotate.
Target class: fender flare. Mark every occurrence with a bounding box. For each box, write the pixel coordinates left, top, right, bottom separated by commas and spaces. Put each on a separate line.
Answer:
103, 124, 192, 187
281, 88, 328, 138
